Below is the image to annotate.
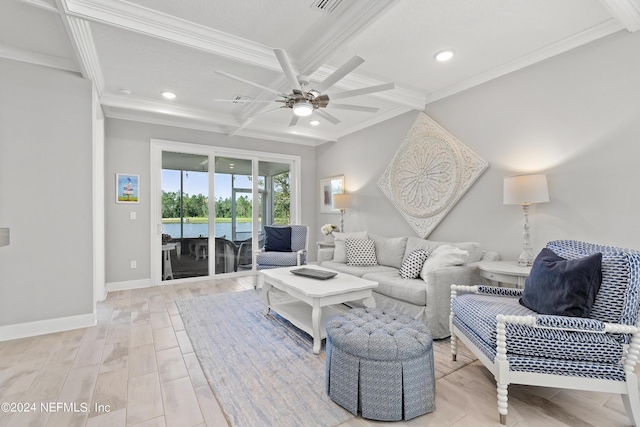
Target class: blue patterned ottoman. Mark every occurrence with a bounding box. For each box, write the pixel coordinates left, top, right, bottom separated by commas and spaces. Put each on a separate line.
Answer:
325, 307, 435, 421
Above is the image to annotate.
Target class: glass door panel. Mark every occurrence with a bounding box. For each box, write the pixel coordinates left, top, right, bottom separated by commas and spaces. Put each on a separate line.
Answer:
161, 151, 209, 280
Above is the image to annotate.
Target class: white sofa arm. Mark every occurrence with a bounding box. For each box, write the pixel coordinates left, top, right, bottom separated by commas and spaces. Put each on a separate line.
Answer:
317, 248, 334, 264
423, 264, 483, 288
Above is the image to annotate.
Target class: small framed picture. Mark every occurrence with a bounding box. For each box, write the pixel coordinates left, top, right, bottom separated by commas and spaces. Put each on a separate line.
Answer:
320, 175, 344, 213
116, 173, 140, 203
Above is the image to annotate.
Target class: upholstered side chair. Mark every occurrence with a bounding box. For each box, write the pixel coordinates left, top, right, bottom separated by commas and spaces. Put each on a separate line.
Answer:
255, 225, 309, 282
450, 240, 640, 425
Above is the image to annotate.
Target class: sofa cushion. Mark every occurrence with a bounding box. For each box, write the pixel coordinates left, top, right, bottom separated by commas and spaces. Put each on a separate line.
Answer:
420, 245, 468, 280
345, 238, 378, 267
333, 231, 368, 263
399, 249, 429, 279
520, 248, 603, 317
320, 261, 397, 278
368, 234, 408, 268
362, 271, 426, 306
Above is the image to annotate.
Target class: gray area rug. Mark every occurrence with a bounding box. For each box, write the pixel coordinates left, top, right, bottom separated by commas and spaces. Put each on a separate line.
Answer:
176, 289, 477, 427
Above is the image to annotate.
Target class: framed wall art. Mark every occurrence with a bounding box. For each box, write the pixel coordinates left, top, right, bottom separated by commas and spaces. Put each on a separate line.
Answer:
116, 173, 140, 203
320, 175, 344, 213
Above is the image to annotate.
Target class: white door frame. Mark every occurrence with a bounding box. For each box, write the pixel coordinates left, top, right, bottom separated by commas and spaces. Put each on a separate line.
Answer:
150, 139, 301, 286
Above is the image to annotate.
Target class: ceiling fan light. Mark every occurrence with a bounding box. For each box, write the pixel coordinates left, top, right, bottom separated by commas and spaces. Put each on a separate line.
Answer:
435, 50, 454, 62
293, 101, 313, 117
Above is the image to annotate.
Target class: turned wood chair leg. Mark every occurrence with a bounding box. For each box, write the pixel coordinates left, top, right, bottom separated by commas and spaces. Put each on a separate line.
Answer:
497, 383, 508, 425
451, 332, 458, 361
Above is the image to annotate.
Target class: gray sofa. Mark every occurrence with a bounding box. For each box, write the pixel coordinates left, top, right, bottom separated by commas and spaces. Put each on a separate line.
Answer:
318, 233, 499, 339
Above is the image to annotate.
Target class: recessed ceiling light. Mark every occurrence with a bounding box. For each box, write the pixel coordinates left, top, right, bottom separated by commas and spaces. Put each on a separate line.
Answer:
435, 50, 455, 62
162, 91, 176, 99
310, 120, 320, 126
118, 88, 132, 95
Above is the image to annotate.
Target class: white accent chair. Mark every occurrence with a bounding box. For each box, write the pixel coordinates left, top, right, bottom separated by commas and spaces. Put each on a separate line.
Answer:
450, 240, 640, 425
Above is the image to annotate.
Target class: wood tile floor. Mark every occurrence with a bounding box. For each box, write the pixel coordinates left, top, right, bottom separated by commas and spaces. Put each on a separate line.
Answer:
0, 276, 637, 427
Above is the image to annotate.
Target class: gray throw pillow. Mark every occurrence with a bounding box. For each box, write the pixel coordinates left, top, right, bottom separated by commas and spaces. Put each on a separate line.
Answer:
345, 238, 378, 267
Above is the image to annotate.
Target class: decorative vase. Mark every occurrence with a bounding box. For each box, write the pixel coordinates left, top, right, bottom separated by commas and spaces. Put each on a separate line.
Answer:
325, 233, 335, 242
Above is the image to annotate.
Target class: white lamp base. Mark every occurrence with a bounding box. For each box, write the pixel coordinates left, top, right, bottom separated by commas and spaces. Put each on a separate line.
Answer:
518, 204, 534, 266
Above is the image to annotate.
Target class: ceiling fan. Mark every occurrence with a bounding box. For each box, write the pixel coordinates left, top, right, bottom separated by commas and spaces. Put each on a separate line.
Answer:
214, 48, 395, 132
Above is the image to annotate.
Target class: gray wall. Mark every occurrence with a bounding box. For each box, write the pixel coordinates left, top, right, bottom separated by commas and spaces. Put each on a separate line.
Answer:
105, 119, 317, 284
317, 29, 640, 259
0, 58, 94, 326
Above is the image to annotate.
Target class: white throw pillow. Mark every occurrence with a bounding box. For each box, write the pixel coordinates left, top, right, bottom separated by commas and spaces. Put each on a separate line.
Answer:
345, 238, 378, 266
333, 231, 368, 263
420, 244, 469, 280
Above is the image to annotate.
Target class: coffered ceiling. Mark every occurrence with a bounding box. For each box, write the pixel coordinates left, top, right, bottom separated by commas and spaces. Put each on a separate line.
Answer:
2, 0, 639, 145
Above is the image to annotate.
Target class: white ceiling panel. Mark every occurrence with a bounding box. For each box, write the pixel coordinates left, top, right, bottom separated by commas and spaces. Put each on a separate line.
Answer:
3, 0, 637, 144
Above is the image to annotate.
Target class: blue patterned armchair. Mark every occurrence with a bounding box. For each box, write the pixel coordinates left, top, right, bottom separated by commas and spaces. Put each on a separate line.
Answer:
450, 240, 640, 425
255, 225, 308, 271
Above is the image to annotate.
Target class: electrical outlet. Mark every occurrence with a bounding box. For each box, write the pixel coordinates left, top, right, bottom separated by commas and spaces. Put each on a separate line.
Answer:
130, 211, 136, 220
130, 260, 137, 269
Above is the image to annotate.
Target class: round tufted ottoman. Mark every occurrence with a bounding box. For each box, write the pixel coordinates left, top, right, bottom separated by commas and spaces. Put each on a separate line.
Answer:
325, 307, 435, 421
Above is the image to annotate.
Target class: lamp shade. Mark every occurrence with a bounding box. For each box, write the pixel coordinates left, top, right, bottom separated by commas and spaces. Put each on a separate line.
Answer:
503, 174, 549, 205
333, 194, 352, 210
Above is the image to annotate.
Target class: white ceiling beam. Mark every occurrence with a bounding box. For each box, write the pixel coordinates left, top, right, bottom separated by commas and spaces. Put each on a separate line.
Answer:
59, 13, 106, 91
598, 0, 640, 31
58, 0, 281, 71
15, 0, 58, 13
0, 43, 79, 72
292, 0, 398, 75
425, 19, 624, 105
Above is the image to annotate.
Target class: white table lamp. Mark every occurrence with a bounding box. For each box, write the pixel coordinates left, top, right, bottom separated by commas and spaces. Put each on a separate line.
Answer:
504, 174, 549, 266
333, 194, 352, 232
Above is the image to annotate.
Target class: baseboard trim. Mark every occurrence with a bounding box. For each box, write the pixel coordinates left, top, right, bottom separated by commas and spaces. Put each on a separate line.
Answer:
0, 313, 97, 342
106, 278, 152, 292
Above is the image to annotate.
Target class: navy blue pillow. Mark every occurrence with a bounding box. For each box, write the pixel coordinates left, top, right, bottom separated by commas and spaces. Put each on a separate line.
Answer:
519, 248, 603, 317
264, 226, 292, 252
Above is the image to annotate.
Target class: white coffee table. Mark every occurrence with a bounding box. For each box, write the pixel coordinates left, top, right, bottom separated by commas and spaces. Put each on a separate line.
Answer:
261, 266, 378, 354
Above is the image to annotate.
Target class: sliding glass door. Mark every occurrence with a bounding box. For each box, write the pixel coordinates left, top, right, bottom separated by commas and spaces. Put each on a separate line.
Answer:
161, 151, 209, 280
152, 140, 300, 284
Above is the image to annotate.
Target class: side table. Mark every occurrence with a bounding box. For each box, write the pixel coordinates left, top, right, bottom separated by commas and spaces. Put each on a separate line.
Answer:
317, 241, 335, 249
478, 261, 531, 289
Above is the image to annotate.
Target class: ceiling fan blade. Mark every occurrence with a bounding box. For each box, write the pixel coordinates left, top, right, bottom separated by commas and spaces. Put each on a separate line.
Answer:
212, 99, 275, 103
326, 103, 379, 113
215, 70, 285, 97
289, 115, 299, 127
313, 55, 365, 93
328, 82, 395, 100
315, 109, 341, 125
228, 107, 285, 137
274, 49, 302, 93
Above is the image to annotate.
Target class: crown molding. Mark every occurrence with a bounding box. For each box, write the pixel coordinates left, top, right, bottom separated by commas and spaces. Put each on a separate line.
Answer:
0, 43, 79, 72
425, 19, 624, 105
58, 0, 280, 71
337, 106, 415, 139
101, 92, 333, 144
103, 106, 330, 146
598, 0, 640, 31
16, 0, 58, 13
60, 13, 105, 91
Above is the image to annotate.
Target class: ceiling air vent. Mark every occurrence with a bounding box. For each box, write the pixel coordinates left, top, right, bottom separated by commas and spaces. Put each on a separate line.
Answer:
310, 0, 344, 14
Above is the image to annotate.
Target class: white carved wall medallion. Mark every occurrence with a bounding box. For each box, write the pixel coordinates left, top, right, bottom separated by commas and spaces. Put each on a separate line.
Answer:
378, 113, 488, 238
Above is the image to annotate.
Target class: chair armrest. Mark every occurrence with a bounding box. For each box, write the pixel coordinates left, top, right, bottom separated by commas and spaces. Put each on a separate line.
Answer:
296, 248, 307, 265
